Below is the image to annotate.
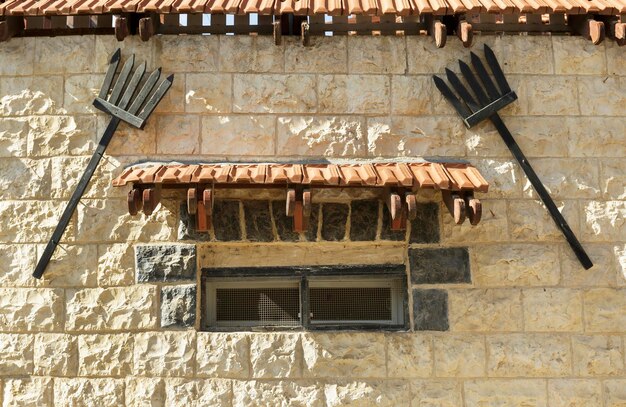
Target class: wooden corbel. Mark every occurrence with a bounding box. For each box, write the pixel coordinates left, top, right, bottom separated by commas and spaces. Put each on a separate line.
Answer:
0, 17, 25, 43
273, 20, 282, 46
457, 20, 473, 48
138, 15, 159, 42
442, 190, 482, 225
427, 16, 447, 48
569, 15, 605, 45
602, 16, 625, 46
286, 187, 311, 232
196, 189, 213, 232
385, 189, 416, 230
127, 185, 161, 216
301, 21, 310, 47
463, 191, 482, 225
115, 16, 130, 41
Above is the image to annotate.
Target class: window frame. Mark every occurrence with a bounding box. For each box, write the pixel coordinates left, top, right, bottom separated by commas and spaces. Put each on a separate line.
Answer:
200, 264, 409, 332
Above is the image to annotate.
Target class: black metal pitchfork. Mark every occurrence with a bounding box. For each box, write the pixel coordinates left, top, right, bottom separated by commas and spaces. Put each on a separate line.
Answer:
433, 45, 593, 270
33, 50, 174, 279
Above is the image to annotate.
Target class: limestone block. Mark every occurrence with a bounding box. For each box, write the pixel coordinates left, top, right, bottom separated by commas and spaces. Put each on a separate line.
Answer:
0, 200, 74, 243
367, 116, 465, 157
465, 120, 515, 158
185, 73, 232, 113
37, 244, 97, 288
156, 115, 200, 155
409, 247, 470, 284
65, 286, 157, 331
606, 41, 626, 76
604, 379, 626, 406
220, 36, 283, 73
0, 334, 34, 375
198, 242, 405, 268
0, 288, 63, 332
495, 75, 528, 117
165, 379, 231, 406
523, 288, 583, 332
561, 244, 618, 287
448, 289, 523, 332
160, 285, 196, 328
234, 74, 316, 114
391, 76, 445, 115
442, 200, 508, 243
277, 116, 366, 157
348, 36, 406, 74
411, 380, 462, 406
527, 76, 579, 115
285, 36, 347, 74
154, 71, 185, 114
386, 334, 432, 378
413, 289, 448, 331
82, 154, 135, 200
155, 35, 219, 73
202, 115, 275, 156
0, 158, 49, 199
233, 380, 323, 407
571, 335, 624, 376
98, 243, 135, 287
583, 289, 626, 332
486, 334, 571, 377
433, 334, 486, 377
508, 200, 579, 242
34, 36, 95, 74
495, 35, 554, 74
567, 117, 626, 158
582, 201, 626, 242
134, 331, 196, 377
50, 156, 90, 200
135, 244, 196, 283
250, 333, 302, 378
406, 36, 495, 74
34, 333, 78, 376
473, 244, 560, 287
522, 158, 600, 199
53, 378, 124, 406
464, 379, 547, 407
601, 159, 626, 200
471, 159, 522, 199
63, 74, 104, 114
0, 86, 64, 117
578, 76, 625, 116
319, 75, 388, 114
196, 333, 249, 379
0, 37, 35, 76
504, 117, 570, 158
77, 198, 177, 243
553, 37, 606, 75
324, 380, 411, 407
301, 333, 386, 378
78, 333, 133, 376
0, 244, 37, 287
26, 115, 96, 157
126, 377, 165, 407
94, 36, 154, 74
105, 115, 156, 155
616, 244, 626, 287
2, 377, 53, 407
0, 118, 28, 157
547, 379, 602, 407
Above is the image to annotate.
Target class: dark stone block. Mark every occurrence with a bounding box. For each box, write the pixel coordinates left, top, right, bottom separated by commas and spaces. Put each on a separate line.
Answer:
381, 203, 406, 241
135, 244, 196, 283
243, 201, 274, 242
409, 202, 440, 244
305, 203, 321, 242
349, 200, 378, 241
413, 289, 448, 331
177, 203, 211, 242
213, 200, 242, 241
271, 201, 299, 242
321, 203, 349, 241
409, 247, 470, 284
161, 284, 197, 328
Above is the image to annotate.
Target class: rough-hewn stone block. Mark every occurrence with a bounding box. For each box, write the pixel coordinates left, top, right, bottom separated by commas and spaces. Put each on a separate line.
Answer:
185, 73, 232, 113
413, 289, 449, 331
553, 37, 607, 75
0, 200, 74, 244
497, 36, 554, 74
583, 289, 626, 332
250, 333, 302, 378
601, 158, 626, 200
0, 117, 28, 157
434, 335, 486, 377
243, 201, 274, 242
508, 200, 579, 242
160, 285, 196, 328
97, 243, 135, 287
604, 379, 626, 406
386, 334, 432, 378
234, 74, 317, 113
156, 114, 200, 155
0, 334, 34, 375
448, 289, 522, 332
196, 333, 249, 379
442, 200, 508, 243
409, 202, 440, 243
155, 35, 219, 73
135, 244, 196, 282
233, 380, 323, 407
53, 378, 124, 407
202, 115, 275, 156
38, 244, 98, 287
409, 247, 470, 284
321, 203, 349, 241
348, 36, 406, 74
578, 76, 625, 116
213, 200, 242, 241
561, 244, 618, 287
572, 335, 624, 376
2, 377, 53, 407
349, 200, 378, 241
324, 380, 411, 407
165, 379, 232, 406
547, 379, 602, 407
319, 75, 389, 114
0, 158, 50, 199
391, 76, 440, 115
523, 288, 583, 332
0, 288, 63, 332
301, 333, 386, 378
527, 76, 579, 115
35, 37, 95, 74
134, 332, 196, 377
34, 333, 78, 377
285, 36, 347, 74
125, 377, 165, 407
219, 36, 284, 73
522, 158, 600, 199
63, 74, 103, 114
0, 244, 37, 287
78, 333, 133, 377
464, 379, 547, 407
272, 201, 300, 242
411, 380, 462, 406
582, 201, 626, 242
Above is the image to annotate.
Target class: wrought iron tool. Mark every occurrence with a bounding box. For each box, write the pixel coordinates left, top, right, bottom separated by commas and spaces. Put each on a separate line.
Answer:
33, 50, 174, 279
433, 45, 593, 270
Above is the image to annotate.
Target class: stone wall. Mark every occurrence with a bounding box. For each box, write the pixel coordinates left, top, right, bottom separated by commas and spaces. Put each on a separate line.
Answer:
0, 33, 625, 406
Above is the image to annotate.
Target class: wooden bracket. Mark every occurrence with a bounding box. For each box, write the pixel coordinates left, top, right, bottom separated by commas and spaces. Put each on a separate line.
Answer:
385, 188, 416, 231
601, 16, 626, 46
463, 191, 482, 225
301, 21, 310, 47
457, 20, 473, 48
442, 190, 483, 225
196, 189, 213, 232
570, 15, 605, 45
128, 185, 161, 216
0, 17, 25, 43
138, 15, 159, 42
115, 16, 130, 41
427, 17, 447, 48
273, 20, 282, 45
286, 187, 311, 232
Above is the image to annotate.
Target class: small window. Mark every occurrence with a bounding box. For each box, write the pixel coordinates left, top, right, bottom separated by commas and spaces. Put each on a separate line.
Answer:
201, 265, 407, 331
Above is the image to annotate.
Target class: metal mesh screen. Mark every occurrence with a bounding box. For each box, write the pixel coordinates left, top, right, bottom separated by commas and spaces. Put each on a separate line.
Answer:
215, 287, 300, 326
310, 287, 395, 322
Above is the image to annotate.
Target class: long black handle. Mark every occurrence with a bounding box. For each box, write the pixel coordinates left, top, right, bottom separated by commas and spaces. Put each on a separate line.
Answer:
33, 117, 121, 279
490, 114, 593, 269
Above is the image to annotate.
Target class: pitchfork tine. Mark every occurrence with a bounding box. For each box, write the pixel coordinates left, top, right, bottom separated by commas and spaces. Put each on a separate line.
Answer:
118, 61, 146, 111
458, 60, 489, 106
484, 44, 511, 94
127, 68, 161, 116
138, 74, 174, 125
98, 49, 121, 100
432, 75, 473, 118
470, 52, 500, 101
108, 54, 135, 106
445, 68, 479, 112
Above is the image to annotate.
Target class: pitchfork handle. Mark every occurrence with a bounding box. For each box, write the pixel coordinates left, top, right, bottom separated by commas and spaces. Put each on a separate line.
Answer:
33, 117, 121, 279
490, 114, 593, 270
